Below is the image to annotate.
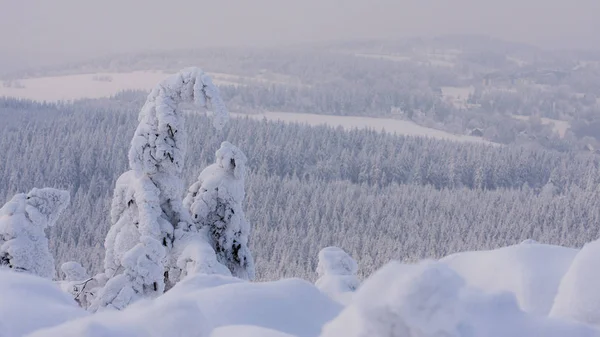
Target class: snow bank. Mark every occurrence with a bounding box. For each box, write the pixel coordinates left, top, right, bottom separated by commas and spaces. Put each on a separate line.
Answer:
0, 270, 86, 337
163, 275, 342, 337
551, 238, 600, 326
441, 242, 578, 315
321, 260, 599, 337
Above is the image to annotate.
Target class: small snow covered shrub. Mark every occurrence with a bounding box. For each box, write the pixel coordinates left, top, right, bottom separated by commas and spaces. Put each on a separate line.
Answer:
315, 246, 359, 304
59, 261, 99, 309
0, 188, 69, 279
184, 141, 255, 280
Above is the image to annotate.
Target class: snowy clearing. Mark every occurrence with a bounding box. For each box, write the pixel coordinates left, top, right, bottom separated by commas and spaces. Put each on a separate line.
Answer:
0, 71, 303, 102
232, 111, 493, 144
354, 53, 412, 62
0, 71, 493, 144
0, 71, 286, 102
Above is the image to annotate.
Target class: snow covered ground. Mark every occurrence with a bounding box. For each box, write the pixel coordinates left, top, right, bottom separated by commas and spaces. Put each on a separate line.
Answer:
3, 241, 600, 337
233, 111, 492, 144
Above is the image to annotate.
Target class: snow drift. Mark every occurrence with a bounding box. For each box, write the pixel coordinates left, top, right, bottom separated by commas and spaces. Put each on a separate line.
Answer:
442, 242, 578, 315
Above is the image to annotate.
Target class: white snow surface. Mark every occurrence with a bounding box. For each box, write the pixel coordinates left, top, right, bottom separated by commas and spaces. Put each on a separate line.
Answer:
0, 270, 86, 337
442, 243, 578, 316
3, 243, 600, 337
235, 111, 493, 144
29, 292, 212, 337
551, 238, 600, 326
161, 275, 342, 337
321, 260, 599, 337
211, 325, 296, 337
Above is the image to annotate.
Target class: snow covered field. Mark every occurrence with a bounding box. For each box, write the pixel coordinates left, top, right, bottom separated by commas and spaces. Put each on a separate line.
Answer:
0, 71, 300, 102
233, 111, 492, 144
1, 71, 491, 144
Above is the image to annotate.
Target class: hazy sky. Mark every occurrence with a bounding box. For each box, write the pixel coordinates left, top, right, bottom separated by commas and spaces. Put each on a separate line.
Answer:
1, 0, 599, 67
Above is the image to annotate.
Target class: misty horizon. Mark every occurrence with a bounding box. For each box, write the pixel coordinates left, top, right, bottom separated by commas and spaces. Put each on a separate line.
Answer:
1, 0, 599, 71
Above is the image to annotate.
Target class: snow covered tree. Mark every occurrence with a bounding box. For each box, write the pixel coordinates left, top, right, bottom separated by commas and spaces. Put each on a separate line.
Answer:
59, 261, 98, 308
93, 68, 229, 311
0, 188, 69, 279
184, 141, 255, 280
315, 247, 359, 303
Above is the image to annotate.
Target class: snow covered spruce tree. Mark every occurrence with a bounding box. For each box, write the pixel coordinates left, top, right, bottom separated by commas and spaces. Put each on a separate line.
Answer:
0, 188, 70, 279
315, 246, 359, 304
91, 68, 230, 311
184, 141, 255, 280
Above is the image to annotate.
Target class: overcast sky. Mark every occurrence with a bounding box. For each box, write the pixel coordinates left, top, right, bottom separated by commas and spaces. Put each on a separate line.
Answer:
1, 0, 599, 68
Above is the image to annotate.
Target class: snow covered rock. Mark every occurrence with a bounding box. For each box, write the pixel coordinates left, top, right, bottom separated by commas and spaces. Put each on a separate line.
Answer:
315, 246, 359, 304
0, 188, 69, 279
551, 238, 600, 326
0, 270, 86, 337
442, 242, 578, 315
184, 142, 255, 280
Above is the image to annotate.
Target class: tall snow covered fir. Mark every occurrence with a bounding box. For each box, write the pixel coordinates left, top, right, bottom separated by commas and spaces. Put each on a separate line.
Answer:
92, 68, 231, 310
0, 188, 70, 279
184, 141, 255, 280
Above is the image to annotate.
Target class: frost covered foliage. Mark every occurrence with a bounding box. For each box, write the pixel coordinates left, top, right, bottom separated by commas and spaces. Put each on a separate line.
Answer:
184, 142, 255, 280
321, 261, 598, 337
95, 68, 230, 310
315, 247, 359, 304
0, 188, 69, 279
551, 238, 600, 326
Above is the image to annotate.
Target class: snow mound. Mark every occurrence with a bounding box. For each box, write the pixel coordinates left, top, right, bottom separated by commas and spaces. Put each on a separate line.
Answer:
441, 243, 578, 315
211, 325, 296, 337
321, 260, 600, 337
163, 275, 342, 337
0, 270, 86, 337
28, 293, 211, 337
551, 238, 600, 326
315, 247, 359, 305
